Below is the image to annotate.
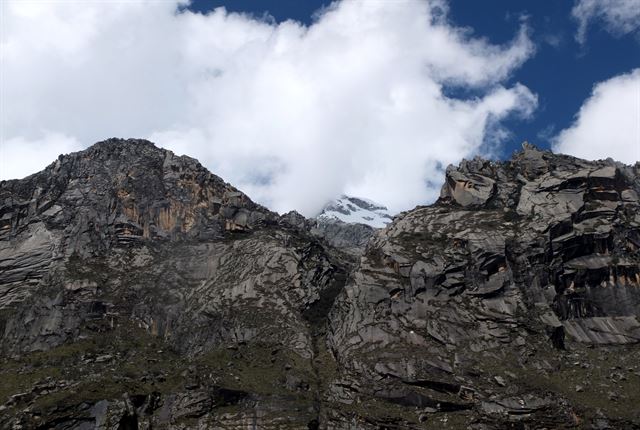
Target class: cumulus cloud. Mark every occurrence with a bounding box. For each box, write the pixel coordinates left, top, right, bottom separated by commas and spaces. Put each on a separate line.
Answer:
572, 0, 640, 44
553, 68, 640, 163
1, 0, 536, 215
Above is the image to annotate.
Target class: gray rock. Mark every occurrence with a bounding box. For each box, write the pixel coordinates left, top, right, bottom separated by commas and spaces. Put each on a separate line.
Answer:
2, 140, 640, 429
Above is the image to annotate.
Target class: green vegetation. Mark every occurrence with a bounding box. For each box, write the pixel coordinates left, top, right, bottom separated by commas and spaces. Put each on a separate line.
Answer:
0, 321, 330, 424
473, 340, 640, 423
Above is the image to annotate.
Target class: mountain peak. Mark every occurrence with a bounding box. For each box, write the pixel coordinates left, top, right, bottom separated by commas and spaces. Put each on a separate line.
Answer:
1, 138, 274, 254
316, 194, 393, 228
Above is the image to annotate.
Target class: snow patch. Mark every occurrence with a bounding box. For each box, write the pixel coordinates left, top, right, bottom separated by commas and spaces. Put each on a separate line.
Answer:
316, 195, 393, 228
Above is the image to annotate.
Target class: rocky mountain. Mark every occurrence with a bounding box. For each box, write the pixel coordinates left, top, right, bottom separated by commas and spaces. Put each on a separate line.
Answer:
316, 195, 393, 228
1, 139, 640, 429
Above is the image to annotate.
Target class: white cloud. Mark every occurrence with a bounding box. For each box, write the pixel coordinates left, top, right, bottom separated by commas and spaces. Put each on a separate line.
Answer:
572, 0, 640, 44
0, 133, 83, 181
553, 68, 640, 163
1, 0, 536, 215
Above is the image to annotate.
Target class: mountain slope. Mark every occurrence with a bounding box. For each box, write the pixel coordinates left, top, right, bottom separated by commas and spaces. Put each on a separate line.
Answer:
1, 140, 639, 429
0, 139, 348, 428
328, 144, 640, 427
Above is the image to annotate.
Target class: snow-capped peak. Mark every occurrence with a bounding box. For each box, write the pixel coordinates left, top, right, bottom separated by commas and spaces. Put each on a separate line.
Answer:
316, 195, 393, 228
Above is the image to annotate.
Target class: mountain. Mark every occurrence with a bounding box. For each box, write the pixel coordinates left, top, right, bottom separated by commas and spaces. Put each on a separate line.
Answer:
316, 195, 393, 228
1, 139, 640, 429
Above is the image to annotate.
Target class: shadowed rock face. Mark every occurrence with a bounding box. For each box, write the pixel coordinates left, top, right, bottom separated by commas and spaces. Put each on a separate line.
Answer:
1, 140, 640, 429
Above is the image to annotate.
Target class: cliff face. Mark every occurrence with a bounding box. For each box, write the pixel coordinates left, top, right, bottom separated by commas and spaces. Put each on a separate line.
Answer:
328, 143, 640, 427
1, 140, 639, 429
0, 139, 348, 428
1, 139, 271, 309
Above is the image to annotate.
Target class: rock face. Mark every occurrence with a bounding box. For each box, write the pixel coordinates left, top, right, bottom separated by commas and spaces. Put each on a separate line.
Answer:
1, 140, 640, 429
280, 210, 377, 257
328, 144, 640, 428
0, 139, 345, 428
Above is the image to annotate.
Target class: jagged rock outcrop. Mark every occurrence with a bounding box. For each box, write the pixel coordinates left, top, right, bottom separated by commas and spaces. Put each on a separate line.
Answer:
328, 144, 640, 428
1, 140, 639, 429
0, 139, 346, 428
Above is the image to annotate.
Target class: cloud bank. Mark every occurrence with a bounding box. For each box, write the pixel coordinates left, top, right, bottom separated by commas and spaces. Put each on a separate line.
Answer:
553, 68, 640, 164
572, 0, 640, 44
1, 0, 536, 215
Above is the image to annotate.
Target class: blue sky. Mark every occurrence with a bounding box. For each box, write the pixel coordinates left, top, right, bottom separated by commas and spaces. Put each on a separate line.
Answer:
2, 0, 639, 214
190, 0, 640, 160
449, 0, 640, 158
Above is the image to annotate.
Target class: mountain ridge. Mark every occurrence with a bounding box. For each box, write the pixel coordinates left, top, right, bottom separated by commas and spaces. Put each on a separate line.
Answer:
1, 139, 640, 428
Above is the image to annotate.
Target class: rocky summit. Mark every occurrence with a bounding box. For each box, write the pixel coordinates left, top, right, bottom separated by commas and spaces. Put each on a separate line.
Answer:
1, 139, 639, 429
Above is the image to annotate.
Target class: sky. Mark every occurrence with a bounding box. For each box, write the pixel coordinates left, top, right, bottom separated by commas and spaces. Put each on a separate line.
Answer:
1, 0, 639, 216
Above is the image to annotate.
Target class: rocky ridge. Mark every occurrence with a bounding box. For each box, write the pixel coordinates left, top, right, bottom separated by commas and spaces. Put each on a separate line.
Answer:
1, 139, 639, 429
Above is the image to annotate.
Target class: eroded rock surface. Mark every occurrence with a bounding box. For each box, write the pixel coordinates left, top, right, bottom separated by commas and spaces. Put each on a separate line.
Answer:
0, 139, 345, 429
328, 144, 640, 428
1, 140, 639, 429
